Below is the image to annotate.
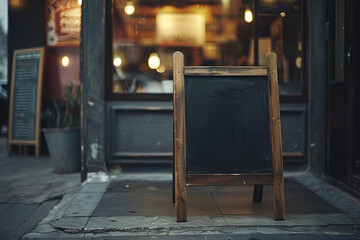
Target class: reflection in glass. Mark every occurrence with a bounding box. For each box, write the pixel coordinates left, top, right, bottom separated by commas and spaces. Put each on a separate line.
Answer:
257, 7, 303, 95
245, 9, 253, 23
112, 0, 303, 95
112, 0, 255, 94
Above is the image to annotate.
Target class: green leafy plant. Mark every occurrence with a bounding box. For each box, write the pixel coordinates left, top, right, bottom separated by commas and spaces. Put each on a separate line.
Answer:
55, 82, 80, 128
42, 82, 80, 129
42, 108, 52, 128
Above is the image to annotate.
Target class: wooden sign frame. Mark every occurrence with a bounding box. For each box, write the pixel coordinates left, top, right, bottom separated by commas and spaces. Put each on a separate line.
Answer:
173, 51, 285, 222
8, 47, 45, 157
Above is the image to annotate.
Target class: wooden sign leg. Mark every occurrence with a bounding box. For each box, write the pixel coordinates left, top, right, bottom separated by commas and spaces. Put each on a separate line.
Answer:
175, 168, 187, 222
8, 143, 12, 156
267, 52, 285, 220
173, 51, 187, 222
24, 145, 28, 156
273, 162, 285, 220
252, 185, 264, 202
172, 156, 175, 203
35, 145, 40, 157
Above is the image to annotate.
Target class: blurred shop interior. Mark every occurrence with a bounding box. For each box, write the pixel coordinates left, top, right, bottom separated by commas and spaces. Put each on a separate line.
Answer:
111, 0, 303, 96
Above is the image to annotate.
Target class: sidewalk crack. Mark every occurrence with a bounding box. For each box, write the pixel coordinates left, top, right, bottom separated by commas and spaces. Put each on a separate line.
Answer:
209, 191, 222, 215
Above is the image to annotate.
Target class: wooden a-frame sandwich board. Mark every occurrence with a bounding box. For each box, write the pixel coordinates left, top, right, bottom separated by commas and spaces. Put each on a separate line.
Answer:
173, 51, 285, 222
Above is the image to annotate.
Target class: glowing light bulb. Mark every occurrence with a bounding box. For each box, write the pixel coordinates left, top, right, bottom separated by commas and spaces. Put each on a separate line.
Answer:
78, 0, 82, 6
113, 57, 122, 67
62, 56, 70, 67
280, 11, 286, 18
148, 53, 160, 70
244, 9, 253, 23
124, 1, 135, 15
9, 0, 23, 8
156, 64, 166, 73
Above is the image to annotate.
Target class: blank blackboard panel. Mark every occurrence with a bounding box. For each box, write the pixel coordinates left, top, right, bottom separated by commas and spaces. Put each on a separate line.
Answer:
185, 76, 272, 174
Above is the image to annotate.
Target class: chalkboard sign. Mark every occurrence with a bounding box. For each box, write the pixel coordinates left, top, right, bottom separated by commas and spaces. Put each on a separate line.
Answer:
173, 51, 285, 222
8, 48, 45, 156
185, 76, 272, 174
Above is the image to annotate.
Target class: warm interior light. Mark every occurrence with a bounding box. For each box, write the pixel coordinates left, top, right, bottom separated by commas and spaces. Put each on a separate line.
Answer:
244, 9, 253, 23
156, 64, 166, 73
280, 11, 286, 18
9, 0, 23, 9
78, 0, 82, 6
61, 56, 70, 67
113, 57, 122, 67
222, 0, 230, 9
124, 1, 135, 15
148, 53, 160, 70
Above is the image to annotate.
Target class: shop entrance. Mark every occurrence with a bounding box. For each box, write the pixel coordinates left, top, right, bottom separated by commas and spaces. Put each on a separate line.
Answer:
326, 0, 360, 192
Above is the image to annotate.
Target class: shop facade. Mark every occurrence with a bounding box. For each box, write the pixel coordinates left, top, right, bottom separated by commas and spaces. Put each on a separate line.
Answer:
83, 0, 308, 170
81, 0, 360, 193
7, 0, 360, 193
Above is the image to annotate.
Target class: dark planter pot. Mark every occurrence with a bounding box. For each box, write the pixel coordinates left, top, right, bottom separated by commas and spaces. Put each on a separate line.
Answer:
43, 128, 81, 173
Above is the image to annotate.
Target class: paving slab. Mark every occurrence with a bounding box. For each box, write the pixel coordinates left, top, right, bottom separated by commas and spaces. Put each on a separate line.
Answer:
94, 180, 222, 217
63, 192, 104, 217
105, 180, 172, 193
211, 178, 341, 215
0, 143, 82, 239
0, 200, 59, 239
92, 177, 344, 219
0, 203, 13, 214
0, 154, 81, 204
93, 192, 175, 216
80, 234, 360, 240
294, 174, 360, 219
81, 182, 109, 193
187, 189, 221, 216
85, 215, 227, 232
0, 204, 39, 232
126, 235, 360, 240
15, 200, 59, 239
81, 227, 360, 240
210, 186, 273, 215
51, 216, 89, 232
223, 213, 355, 226
23, 172, 360, 239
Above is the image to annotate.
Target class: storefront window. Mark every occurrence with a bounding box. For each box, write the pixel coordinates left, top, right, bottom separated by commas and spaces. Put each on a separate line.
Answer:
257, 0, 303, 95
111, 0, 303, 96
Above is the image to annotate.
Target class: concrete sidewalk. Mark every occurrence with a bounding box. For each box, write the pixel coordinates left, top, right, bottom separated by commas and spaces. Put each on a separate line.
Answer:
23, 171, 360, 239
0, 137, 81, 239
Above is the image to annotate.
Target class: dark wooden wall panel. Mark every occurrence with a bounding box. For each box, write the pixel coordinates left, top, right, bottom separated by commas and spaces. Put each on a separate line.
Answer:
112, 110, 172, 156
105, 101, 306, 164
281, 104, 307, 158
106, 101, 173, 164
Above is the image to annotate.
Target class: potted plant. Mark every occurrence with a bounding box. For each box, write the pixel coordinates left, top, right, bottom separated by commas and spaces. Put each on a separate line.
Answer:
43, 82, 81, 173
